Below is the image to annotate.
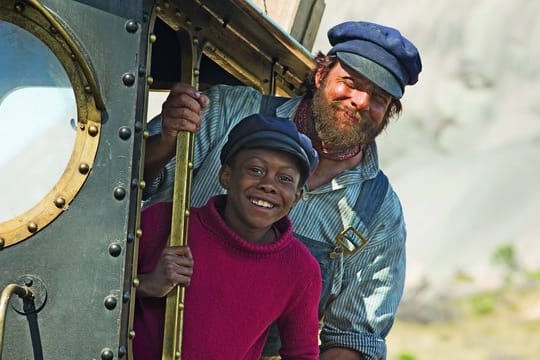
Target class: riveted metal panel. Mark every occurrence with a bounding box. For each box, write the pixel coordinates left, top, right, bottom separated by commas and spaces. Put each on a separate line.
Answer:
0, 0, 150, 358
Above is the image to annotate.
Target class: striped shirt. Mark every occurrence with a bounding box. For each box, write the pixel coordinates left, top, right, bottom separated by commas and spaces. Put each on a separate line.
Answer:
144, 84, 406, 360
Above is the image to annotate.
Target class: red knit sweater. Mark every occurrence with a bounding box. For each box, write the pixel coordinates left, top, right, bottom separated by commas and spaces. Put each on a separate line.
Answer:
133, 195, 321, 359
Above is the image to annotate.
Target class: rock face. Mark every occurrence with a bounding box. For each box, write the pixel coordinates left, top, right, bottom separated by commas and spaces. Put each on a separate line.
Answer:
313, 0, 540, 300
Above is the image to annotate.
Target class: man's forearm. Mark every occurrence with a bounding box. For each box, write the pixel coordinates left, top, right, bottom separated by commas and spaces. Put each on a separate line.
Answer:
143, 134, 176, 183
320, 347, 366, 360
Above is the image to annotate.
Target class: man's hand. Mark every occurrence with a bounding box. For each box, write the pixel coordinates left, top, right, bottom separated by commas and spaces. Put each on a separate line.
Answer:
144, 83, 210, 182
160, 83, 210, 144
320, 347, 366, 360
137, 245, 194, 298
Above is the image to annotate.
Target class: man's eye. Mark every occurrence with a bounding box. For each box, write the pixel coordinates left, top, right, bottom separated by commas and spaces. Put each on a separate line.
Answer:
344, 78, 356, 88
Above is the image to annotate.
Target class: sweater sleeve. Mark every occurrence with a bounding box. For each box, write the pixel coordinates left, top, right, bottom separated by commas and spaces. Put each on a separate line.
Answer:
277, 256, 322, 360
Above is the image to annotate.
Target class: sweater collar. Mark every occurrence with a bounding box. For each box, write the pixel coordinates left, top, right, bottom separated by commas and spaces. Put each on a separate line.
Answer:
198, 195, 294, 255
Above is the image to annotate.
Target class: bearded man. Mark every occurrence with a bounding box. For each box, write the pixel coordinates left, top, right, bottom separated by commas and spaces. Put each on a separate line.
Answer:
143, 21, 422, 360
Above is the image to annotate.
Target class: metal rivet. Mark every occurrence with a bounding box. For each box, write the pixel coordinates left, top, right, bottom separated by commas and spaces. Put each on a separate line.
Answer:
186, 19, 192, 26
138, 180, 146, 190
134, 121, 143, 133
79, 163, 90, 174
131, 179, 139, 188
143, 130, 149, 139
84, 85, 92, 93
54, 197, 66, 208
109, 243, 122, 257
193, 68, 200, 76
193, 37, 199, 46
138, 65, 146, 77
104, 296, 117, 310
133, 278, 140, 288
129, 330, 136, 339
184, 209, 190, 216
136, 229, 142, 238
122, 73, 135, 87
118, 345, 127, 358
149, 34, 157, 43
188, 162, 193, 169
125, 20, 138, 33
122, 291, 130, 303
88, 125, 99, 137
127, 233, 135, 243
119, 127, 131, 140
14, 3, 25, 12
146, 76, 154, 85
178, 302, 184, 310
100, 348, 114, 360
114, 187, 126, 200
23, 277, 33, 287
27, 222, 38, 233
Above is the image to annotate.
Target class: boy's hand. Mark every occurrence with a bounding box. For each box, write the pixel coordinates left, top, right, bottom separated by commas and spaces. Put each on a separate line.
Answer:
137, 245, 194, 298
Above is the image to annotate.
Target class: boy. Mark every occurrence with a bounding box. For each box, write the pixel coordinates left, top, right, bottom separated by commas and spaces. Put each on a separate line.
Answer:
134, 114, 321, 359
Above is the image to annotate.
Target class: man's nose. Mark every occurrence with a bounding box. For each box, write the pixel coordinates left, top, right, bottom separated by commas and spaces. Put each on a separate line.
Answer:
350, 89, 370, 110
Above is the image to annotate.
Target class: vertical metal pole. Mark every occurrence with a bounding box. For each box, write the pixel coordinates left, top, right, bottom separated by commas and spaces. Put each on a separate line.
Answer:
161, 30, 203, 360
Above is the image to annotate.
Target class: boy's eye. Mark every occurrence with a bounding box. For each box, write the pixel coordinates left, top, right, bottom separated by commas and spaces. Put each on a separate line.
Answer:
248, 166, 264, 176
277, 174, 294, 183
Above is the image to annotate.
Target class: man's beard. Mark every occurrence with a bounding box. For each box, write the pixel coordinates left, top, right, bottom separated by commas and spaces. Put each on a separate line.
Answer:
311, 87, 385, 152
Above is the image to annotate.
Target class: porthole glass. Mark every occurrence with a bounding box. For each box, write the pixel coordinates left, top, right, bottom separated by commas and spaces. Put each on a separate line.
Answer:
0, 20, 77, 222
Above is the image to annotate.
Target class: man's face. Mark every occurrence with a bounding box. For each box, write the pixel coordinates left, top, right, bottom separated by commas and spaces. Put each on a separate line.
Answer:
312, 61, 393, 152
219, 148, 302, 240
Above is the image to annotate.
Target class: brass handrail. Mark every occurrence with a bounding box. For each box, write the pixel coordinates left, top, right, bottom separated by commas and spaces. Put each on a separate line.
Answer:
0, 284, 33, 359
160, 29, 203, 359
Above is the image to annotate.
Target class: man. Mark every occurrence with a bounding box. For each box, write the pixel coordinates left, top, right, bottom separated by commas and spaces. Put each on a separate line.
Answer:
143, 21, 422, 360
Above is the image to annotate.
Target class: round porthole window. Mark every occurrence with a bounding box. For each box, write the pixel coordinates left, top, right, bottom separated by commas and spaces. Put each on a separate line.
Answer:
0, 2, 103, 248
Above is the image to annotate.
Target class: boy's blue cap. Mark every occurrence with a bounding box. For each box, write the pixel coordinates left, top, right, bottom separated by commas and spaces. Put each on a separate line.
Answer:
220, 114, 318, 185
327, 21, 422, 98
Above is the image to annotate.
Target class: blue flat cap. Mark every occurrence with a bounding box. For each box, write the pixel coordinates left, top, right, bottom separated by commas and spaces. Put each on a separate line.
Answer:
220, 114, 318, 185
328, 21, 422, 98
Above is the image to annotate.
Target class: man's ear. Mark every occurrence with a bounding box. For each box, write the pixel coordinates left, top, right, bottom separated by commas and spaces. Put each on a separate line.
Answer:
314, 67, 324, 89
218, 165, 232, 189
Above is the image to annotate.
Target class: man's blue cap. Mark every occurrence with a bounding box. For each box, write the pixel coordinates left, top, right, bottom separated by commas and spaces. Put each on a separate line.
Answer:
328, 21, 422, 98
220, 114, 318, 185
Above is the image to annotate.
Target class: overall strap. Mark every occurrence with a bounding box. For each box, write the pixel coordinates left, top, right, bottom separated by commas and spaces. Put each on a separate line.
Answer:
259, 94, 289, 116
353, 170, 389, 228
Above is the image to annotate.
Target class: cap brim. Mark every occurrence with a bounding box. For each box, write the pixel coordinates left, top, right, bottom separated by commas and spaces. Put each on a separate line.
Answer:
336, 52, 402, 98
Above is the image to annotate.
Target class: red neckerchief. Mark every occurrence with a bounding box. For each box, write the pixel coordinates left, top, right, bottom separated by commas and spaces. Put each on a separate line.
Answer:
293, 97, 363, 161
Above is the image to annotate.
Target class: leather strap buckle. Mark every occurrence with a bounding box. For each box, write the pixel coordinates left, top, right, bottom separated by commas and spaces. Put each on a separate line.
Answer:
335, 226, 367, 254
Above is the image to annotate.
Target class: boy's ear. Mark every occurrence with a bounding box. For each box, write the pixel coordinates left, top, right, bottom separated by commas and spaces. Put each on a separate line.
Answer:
218, 165, 232, 189
293, 188, 303, 205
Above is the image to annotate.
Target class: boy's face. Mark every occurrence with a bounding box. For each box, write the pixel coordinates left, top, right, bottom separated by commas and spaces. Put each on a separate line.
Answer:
219, 148, 303, 235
